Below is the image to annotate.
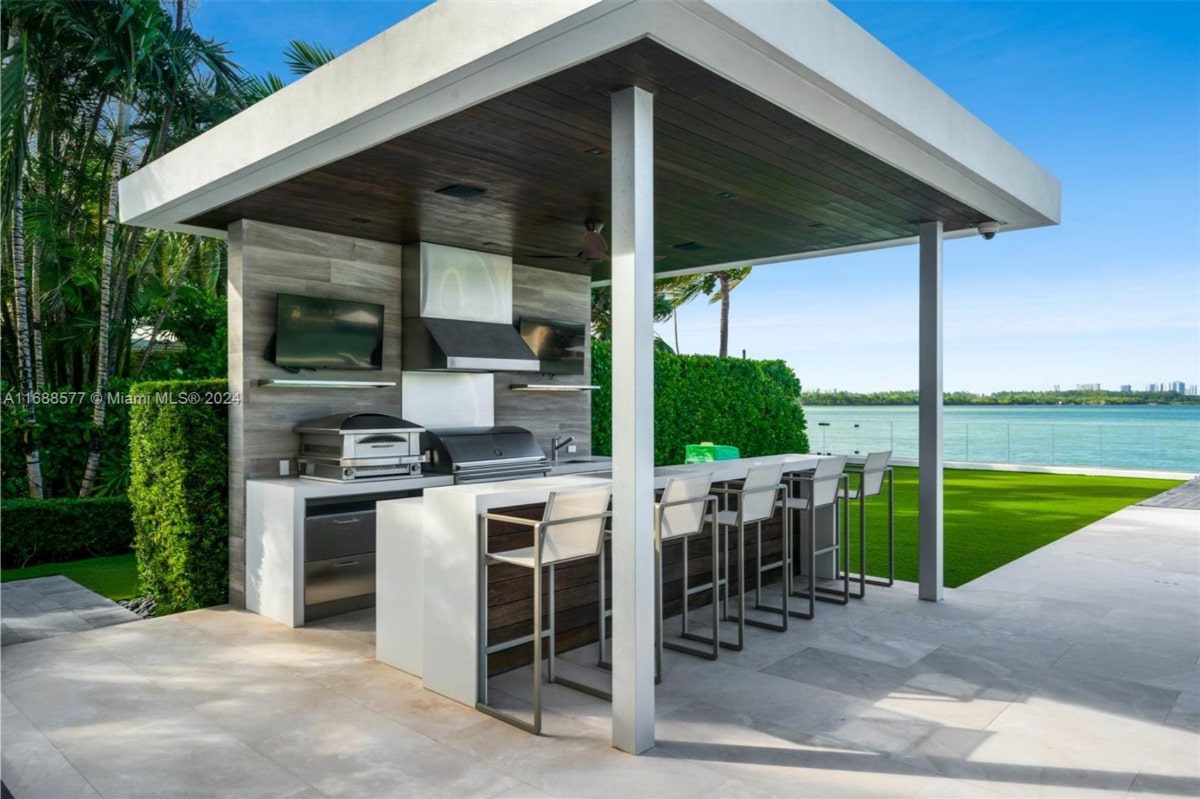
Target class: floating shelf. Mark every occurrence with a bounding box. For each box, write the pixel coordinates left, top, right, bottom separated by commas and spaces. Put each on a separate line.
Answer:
509, 384, 599, 392
260, 379, 397, 389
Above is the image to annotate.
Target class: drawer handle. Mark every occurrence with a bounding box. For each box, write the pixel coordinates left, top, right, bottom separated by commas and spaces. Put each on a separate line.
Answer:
332, 518, 362, 525
333, 560, 361, 568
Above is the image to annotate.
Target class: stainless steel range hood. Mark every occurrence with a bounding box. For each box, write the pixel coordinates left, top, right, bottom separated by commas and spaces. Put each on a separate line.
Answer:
401, 242, 539, 372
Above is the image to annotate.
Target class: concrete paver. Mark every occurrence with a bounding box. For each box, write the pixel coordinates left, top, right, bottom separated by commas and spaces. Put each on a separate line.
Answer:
2, 500, 1198, 798
1, 576, 138, 647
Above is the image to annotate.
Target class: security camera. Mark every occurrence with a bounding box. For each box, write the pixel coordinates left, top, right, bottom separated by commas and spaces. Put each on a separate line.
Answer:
977, 221, 1000, 240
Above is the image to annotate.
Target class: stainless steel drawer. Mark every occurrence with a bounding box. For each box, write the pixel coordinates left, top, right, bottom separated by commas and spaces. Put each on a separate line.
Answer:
304, 553, 376, 606
305, 511, 375, 561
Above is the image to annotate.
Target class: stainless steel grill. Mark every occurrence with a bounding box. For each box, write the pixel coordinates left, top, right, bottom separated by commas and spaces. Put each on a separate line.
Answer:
295, 412, 425, 482
422, 426, 551, 484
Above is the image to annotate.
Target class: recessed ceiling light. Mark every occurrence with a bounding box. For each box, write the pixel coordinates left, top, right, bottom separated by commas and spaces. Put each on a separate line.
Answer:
717, 191, 736, 199
584, 147, 607, 156
673, 241, 707, 251
351, 217, 369, 223
435, 184, 487, 199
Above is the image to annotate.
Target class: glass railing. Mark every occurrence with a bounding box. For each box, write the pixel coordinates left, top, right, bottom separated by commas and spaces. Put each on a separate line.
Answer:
806, 420, 1200, 472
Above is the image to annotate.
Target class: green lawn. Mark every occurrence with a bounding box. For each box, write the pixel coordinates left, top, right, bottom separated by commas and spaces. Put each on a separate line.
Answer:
846, 467, 1180, 587
1, 553, 140, 601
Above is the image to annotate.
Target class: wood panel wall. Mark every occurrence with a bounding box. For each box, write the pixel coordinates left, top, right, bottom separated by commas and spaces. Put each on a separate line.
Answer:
227, 224, 594, 608
493, 264, 593, 457
227, 221, 405, 607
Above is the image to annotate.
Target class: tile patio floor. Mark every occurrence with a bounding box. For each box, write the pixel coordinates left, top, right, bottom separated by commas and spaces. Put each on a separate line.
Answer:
1, 577, 139, 647
2, 498, 1198, 798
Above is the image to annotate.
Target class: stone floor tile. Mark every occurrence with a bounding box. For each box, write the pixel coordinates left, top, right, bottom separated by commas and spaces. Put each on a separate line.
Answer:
55, 711, 310, 799
0, 633, 111, 686
0, 709, 100, 799
1124, 771, 1200, 797
254, 706, 520, 799
311, 660, 498, 739
484, 781, 553, 798
3, 656, 190, 746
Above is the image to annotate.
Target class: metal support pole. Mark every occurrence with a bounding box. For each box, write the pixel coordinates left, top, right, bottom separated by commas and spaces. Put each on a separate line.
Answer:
610, 85, 656, 754
918, 221, 944, 602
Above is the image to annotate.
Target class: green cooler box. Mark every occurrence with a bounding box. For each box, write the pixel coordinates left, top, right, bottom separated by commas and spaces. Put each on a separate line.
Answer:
684, 442, 741, 463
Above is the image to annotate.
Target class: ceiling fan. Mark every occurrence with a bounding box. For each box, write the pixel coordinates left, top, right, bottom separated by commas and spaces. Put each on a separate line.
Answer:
520, 219, 609, 264
579, 218, 608, 262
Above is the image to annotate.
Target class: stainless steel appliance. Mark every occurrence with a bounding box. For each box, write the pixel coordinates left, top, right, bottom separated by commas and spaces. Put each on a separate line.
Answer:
423, 426, 551, 483
295, 412, 425, 482
401, 242, 540, 372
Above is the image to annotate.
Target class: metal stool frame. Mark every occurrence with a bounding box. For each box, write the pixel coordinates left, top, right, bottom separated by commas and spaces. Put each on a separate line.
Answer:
476, 489, 611, 735
839, 453, 895, 594
782, 456, 850, 615
596, 477, 720, 683
710, 463, 788, 650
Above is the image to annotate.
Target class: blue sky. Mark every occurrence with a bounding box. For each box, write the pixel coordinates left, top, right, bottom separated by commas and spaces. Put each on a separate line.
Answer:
191, 0, 1200, 393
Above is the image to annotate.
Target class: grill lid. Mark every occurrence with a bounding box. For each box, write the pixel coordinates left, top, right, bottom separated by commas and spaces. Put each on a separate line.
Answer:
294, 412, 424, 436
423, 426, 547, 470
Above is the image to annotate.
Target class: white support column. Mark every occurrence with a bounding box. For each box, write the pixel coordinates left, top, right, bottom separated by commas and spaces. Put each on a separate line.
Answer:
918, 221, 944, 602
609, 85, 656, 754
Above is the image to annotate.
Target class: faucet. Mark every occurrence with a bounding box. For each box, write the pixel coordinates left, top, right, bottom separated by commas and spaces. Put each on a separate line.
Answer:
550, 436, 575, 462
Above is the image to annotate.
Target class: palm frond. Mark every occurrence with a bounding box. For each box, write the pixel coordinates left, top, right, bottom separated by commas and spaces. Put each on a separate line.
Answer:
283, 40, 338, 76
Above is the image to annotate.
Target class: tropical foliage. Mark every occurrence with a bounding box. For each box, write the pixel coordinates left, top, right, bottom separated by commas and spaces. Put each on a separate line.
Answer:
1, 0, 336, 500
0, 0, 243, 498
590, 340, 808, 465
592, 267, 753, 357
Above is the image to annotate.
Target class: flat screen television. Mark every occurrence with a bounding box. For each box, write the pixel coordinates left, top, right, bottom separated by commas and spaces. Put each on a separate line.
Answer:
273, 293, 384, 371
518, 317, 586, 374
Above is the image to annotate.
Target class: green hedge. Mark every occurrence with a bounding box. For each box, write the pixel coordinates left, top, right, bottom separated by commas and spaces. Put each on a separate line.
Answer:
0, 496, 134, 568
129, 379, 229, 613
591, 341, 809, 465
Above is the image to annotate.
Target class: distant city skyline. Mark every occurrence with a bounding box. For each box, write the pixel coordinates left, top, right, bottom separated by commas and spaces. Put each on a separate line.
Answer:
192, 0, 1200, 394
807, 382, 1199, 395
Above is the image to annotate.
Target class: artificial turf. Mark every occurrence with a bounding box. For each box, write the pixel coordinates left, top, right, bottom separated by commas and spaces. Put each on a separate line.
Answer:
0, 553, 140, 601
845, 466, 1181, 587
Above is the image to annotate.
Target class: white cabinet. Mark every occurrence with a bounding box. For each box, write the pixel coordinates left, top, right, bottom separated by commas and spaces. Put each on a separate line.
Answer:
376, 497, 426, 676
245, 476, 452, 627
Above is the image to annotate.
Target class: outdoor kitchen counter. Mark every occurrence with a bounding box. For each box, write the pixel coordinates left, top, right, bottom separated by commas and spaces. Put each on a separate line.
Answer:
246, 474, 454, 628
376, 455, 826, 706
380, 474, 609, 704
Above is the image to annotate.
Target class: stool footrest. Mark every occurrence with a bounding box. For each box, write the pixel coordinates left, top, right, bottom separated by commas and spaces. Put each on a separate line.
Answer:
685, 578, 725, 597
486, 628, 551, 655
665, 638, 719, 660
551, 675, 612, 702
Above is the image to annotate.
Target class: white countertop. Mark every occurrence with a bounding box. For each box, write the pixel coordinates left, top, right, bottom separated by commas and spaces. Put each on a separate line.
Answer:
247, 474, 453, 498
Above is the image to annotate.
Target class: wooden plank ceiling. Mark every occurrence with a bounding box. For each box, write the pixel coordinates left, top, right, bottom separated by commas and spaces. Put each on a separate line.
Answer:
186, 39, 986, 277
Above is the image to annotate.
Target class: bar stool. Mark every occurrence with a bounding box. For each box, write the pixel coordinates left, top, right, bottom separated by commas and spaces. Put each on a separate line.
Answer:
596, 473, 718, 682
839, 450, 894, 596
709, 462, 787, 651
779, 455, 848, 619
476, 484, 611, 735
656, 472, 720, 679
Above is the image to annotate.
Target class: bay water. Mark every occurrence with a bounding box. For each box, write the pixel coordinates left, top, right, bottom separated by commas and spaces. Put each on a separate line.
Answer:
800, 404, 1200, 472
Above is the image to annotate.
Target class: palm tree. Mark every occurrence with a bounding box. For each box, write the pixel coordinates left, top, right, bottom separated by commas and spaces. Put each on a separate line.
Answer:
590, 285, 676, 350
3, 0, 241, 496
707, 268, 751, 357
655, 268, 752, 357
2, 28, 44, 495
